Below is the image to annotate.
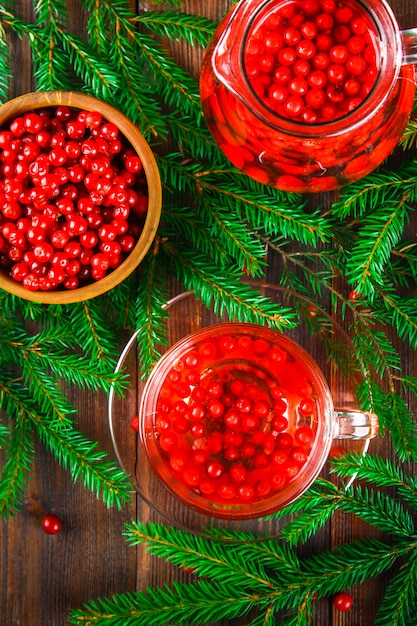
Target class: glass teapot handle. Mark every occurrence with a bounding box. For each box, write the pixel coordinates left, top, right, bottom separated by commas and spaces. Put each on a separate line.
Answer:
401, 29, 417, 65
334, 409, 379, 440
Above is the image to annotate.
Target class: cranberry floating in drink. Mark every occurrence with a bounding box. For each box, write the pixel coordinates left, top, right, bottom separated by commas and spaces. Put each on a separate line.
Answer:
139, 323, 379, 519
200, 0, 417, 192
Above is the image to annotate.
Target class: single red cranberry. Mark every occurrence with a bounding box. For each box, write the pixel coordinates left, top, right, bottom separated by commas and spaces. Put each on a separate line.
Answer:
333, 592, 353, 612
41, 513, 62, 535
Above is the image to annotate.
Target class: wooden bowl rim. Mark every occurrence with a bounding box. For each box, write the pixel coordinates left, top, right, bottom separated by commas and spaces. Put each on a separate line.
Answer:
0, 90, 162, 304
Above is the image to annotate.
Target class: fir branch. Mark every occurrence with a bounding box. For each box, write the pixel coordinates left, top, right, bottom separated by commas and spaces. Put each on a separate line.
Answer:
125, 520, 280, 591
376, 292, 417, 351
80, 0, 142, 32
0, 323, 80, 427
279, 500, 340, 547
400, 120, 417, 150
345, 200, 412, 298
65, 299, 120, 367
102, 276, 137, 330
0, 4, 47, 84
0, 295, 130, 513
0, 420, 9, 448
70, 517, 416, 625
135, 32, 202, 119
351, 322, 401, 379
389, 240, 417, 288
330, 452, 417, 509
158, 154, 329, 246
195, 192, 268, 277
33, 418, 133, 508
34, 0, 69, 25
136, 10, 217, 48
0, 369, 75, 429
135, 246, 170, 378
41, 349, 128, 395
82, 0, 173, 138
377, 551, 417, 626
83, 0, 112, 56
163, 190, 268, 277
331, 167, 417, 220
56, 28, 121, 97
378, 388, 417, 462
268, 242, 337, 295
0, 291, 55, 325
0, 16, 11, 102
354, 373, 417, 462
337, 484, 416, 539
270, 480, 342, 546
33, 23, 75, 91
197, 175, 330, 247
161, 202, 232, 270
166, 112, 220, 160
0, 414, 35, 519
161, 243, 296, 330
9, 297, 128, 398
217, 535, 303, 579
275, 472, 417, 545
69, 581, 258, 626
106, 28, 167, 140
301, 538, 406, 598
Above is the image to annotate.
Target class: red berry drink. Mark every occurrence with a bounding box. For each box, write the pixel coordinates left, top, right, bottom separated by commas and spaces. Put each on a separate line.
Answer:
200, 0, 416, 192
139, 323, 335, 519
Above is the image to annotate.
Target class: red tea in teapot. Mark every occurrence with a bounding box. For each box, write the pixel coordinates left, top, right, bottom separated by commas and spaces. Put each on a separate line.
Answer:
244, 0, 379, 124
200, 0, 416, 192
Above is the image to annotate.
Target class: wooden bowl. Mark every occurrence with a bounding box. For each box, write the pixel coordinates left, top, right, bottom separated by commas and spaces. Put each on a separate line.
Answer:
0, 91, 162, 303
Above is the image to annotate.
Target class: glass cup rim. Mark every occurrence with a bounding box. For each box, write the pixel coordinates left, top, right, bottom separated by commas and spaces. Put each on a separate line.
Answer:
138, 321, 336, 519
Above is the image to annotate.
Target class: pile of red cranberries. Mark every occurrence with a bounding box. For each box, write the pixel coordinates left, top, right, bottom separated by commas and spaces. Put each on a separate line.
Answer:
149, 329, 318, 509
245, 0, 379, 123
0, 106, 148, 292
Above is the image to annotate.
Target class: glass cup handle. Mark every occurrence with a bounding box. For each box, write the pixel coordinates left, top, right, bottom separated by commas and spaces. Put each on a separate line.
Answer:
334, 409, 379, 440
401, 29, 417, 65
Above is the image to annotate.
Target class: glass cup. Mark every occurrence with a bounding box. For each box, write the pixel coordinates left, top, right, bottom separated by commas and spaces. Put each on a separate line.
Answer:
138, 322, 378, 520
200, 0, 417, 193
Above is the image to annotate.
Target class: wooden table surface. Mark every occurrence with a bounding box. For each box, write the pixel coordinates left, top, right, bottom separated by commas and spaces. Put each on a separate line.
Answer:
1, 1, 416, 625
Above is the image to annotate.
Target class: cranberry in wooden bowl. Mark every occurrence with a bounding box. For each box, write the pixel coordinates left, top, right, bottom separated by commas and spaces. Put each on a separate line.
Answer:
0, 91, 162, 303
139, 322, 378, 519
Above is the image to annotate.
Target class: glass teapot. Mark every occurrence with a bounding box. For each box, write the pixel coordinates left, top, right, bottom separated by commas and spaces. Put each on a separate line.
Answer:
200, 0, 417, 192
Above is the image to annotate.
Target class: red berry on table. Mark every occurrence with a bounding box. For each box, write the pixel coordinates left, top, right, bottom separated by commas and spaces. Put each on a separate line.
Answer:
130, 415, 139, 432
333, 592, 353, 612
348, 289, 361, 301
41, 513, 62, 535
181, 565, 196, 575
328, 445, 345, 459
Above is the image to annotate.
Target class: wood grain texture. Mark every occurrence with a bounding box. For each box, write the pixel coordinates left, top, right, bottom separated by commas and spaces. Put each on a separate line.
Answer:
0, 0, 416, 624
